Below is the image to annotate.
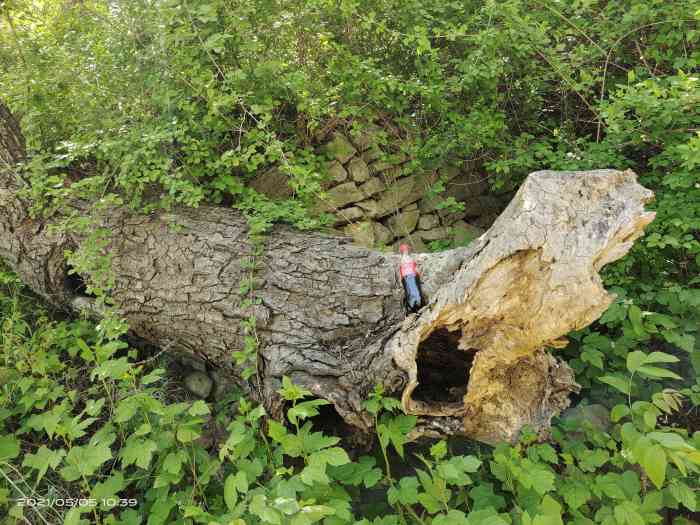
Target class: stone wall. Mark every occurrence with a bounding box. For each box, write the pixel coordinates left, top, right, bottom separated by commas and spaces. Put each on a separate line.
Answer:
250, 129, 502, 252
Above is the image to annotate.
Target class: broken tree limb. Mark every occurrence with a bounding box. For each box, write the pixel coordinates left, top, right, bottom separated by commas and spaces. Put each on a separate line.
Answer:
0, 103, 655, 444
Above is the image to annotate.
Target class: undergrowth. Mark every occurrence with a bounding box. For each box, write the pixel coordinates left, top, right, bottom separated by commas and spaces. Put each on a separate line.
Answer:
0, 261, 699, 523
1, 0, 699, 523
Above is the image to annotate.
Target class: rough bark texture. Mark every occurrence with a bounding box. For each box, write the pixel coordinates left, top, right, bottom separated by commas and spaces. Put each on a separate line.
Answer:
0, 103, 655, 444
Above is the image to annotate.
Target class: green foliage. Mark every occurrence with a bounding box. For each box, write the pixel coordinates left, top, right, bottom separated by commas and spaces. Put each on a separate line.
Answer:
1, 0, 699, 523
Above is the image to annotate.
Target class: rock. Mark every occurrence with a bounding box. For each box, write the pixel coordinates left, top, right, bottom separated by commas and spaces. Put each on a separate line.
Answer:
382, 166, 404, 182
437, 165, 462, 182
359, 177, 385, 198
418, 197, 435, 214
387, 208, 420, 235
361, 145, 384, 163
180, 355, 207, 372
374, 151, 408, 168
372, 171, 436, 217
357, 199, 380, 217
473, 213, 498, 230
350, 123, 383, 151
369, 160, 390, 175
417, 226, 451, 241
439, 210, 467, 225
393, 236, 427, 253
418, 214, 439, 230
184, 371, 213, 399
333, 206, 365, 225
344, 221, 395, 248
326, 161, 348, 184
464, 172, 489, 196
347, 158, 370, 182
318, 182, 365, 211
373, 180, 415, 216
418, 172, 492, 214
193, 414, 229, 449
373, 222, 394, 246
248, 167, 293, 200
458, 195, 501, 218
344, 221, 376, 247
210, 369, 236, 401
323, 132, 357, 163
453, 220, 484, 246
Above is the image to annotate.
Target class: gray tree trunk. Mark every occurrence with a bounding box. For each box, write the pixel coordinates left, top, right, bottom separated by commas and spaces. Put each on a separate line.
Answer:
0, 103, 655, 444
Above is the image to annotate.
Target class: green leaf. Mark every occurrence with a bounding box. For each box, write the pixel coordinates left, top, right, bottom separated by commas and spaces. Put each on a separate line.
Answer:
91, 471, 126, 504
560, 480, 591, 510
647, 431, 695, 451
300, 462, 328, 485
316, 446, 350, 467
176, 423, 201, 443
63, 507, 83, 525
279, 376, 312, 402
60, 443, 112, 481
292, 504, 335, 524
532, 495, 564, 525
620, 470, 642, 499
640, 444, 666, 489
250, 494, 282, 524
140, 368, 165, 385
611, 404, 630, 422
224, 474, 239, 511
91, 357, 131, 381
662, 330, 695, 352
467, 510, 509, 525
430, 440, 447, 460
273, 497, 300, 515
597, 473, 632, 500
120, 438, 157, 469
579, 448, 609, 472
388, 476, 420, 505
614, 502, 644, 525
162, 452, 184, 475
433, 510, 469, 525
637, 365, 682, 380
669, 480, 696, 511
114, 397, 139, 423
599, 374, 630, 394
627, 351, 647, 373
0, 435, 20, 462
600, 302, 627, 324
645, 351, 680, 364
377, 414, 416, 458
525, 466, 555, 495
628, 305, 646, 337
188, 400, 210, 416
147, 496, 176, 525
470, 483, 506, 511
287, 398, 329, 426
22, 446, 65, 482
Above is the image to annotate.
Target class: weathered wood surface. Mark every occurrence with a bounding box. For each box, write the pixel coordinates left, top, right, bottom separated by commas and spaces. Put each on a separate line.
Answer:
0, 103, 655, 444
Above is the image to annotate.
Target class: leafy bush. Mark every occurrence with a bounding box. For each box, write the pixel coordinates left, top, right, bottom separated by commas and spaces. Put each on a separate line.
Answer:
0, 0, 699, 523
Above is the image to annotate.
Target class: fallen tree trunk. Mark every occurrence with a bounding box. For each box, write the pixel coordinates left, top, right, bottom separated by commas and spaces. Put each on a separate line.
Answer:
0, 104, 655, 444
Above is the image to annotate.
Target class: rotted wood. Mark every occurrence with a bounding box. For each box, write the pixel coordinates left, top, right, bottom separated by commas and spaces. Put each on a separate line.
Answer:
0, 102, 655, 444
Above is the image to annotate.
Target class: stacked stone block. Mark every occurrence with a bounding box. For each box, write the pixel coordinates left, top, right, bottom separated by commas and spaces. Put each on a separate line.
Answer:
249, 128, 502, 251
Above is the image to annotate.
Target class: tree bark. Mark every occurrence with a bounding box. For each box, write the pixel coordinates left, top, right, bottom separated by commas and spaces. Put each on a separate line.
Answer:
0, 103, 655, 444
